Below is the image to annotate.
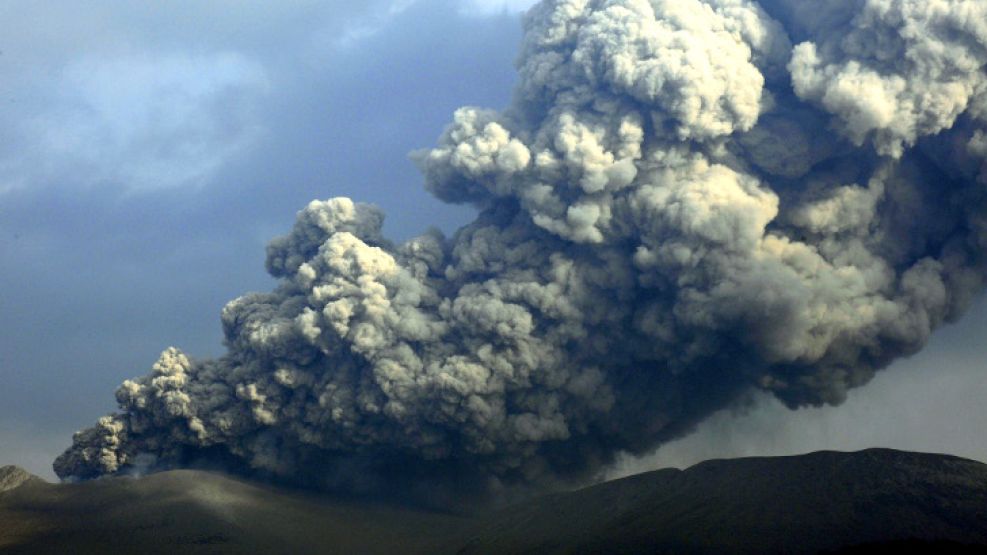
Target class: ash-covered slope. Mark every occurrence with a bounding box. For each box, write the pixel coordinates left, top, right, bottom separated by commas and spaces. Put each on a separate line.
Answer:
3, 449, 986, 554
0, 468, 467, 555
455, 448, 987, 554
0, 467, 43, 494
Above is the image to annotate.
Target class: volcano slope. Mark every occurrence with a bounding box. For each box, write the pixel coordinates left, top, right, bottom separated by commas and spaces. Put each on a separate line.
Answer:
2, 449, 986, 554
453, 448, 987, 554
0, 465, 469, 554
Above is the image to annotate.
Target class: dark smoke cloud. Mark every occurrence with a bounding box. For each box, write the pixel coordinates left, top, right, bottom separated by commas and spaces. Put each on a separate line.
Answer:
55, 0, 987, 502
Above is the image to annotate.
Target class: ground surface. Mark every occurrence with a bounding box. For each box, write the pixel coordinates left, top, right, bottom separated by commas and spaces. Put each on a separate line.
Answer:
2, 449, 986, 554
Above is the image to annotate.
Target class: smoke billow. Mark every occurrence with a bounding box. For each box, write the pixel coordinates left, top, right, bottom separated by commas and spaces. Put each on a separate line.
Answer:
55, 0, 987, 502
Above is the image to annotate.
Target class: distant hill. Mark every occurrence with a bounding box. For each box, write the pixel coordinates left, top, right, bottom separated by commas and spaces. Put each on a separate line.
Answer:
0, 467, 43, 494
2, 449, 986, 554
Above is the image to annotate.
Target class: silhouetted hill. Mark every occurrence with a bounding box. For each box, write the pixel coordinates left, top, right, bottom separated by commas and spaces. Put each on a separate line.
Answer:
2, 449, 985, 554
453, 449, 987, 553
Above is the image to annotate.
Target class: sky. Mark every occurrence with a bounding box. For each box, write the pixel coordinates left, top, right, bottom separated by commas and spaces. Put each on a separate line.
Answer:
1, 0, 985, 482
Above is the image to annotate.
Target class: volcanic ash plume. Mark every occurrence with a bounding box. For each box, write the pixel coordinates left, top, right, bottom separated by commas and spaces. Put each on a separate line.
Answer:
56, 0, 987, 500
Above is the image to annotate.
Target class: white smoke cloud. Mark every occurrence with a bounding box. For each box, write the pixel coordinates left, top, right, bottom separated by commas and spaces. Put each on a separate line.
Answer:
56, 0, 987, 503
784, 0, 987, 157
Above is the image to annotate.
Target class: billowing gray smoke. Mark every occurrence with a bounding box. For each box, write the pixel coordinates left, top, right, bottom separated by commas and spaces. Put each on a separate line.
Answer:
56, 0, 987, 502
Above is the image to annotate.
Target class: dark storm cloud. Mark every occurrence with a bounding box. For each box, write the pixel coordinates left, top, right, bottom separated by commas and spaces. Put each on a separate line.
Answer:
49, 0, 987, 503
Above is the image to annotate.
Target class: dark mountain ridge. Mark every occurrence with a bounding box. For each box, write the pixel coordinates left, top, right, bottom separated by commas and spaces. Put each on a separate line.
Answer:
456, 448, 987, 553
1, 449, 985, 554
